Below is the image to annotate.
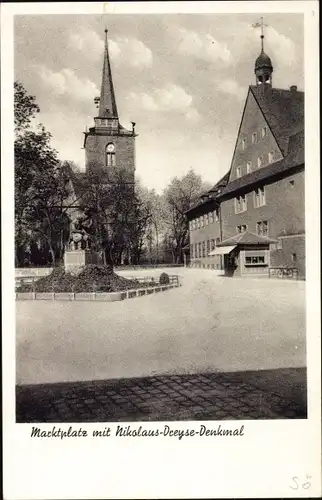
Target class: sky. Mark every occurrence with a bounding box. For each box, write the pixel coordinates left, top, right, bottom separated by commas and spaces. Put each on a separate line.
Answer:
14, 13, 304, 193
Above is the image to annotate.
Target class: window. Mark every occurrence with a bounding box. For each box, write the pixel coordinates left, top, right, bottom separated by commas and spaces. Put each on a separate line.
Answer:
257, 156, 263, 168
256, 220, 269, 236
206, 240, 210, 254
214, 209, 219, 222
209, 211, 214, 224
236, 166, 241, 178
246, 161, 252, 174
106, 143, 116, 167
245, 255, 266, 265
261, 127, 267, 138
291, 253, 297, 262
211, 239, 216, 250
201, 216, 204, 228
198, 242, 202, 257
242, 137, 247, 150
202, 241, 206, 258
204, 214, 209, 226
235, 195, 247, 214
254, 187, 266, 207
252, 132, 257, 144
189, 221, 193, 232
268, 151, 274, 163
289, 179, 295, 187
215, 237, 221, 246
190, 245, 194, 258
237, 224, 247, 233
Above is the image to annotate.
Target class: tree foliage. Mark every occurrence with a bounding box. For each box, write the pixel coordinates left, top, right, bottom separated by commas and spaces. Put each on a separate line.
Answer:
14, 81, 71, 266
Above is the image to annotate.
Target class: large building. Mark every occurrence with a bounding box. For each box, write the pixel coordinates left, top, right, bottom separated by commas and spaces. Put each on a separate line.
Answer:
186, 33, 305, 278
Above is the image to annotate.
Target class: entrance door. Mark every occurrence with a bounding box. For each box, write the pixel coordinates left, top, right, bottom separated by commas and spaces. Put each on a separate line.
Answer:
224, 253, 238, 277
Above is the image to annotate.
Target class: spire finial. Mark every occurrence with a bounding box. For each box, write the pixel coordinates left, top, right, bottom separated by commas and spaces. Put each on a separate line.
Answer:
252, 17, 268, 53
104, 27, 108, 46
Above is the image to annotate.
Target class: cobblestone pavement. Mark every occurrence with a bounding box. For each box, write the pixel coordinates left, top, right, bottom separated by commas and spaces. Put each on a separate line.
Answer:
16, 368, 306, 422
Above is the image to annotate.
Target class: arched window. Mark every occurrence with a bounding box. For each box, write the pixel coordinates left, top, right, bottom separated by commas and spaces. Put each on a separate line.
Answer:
106, 143, 116, 167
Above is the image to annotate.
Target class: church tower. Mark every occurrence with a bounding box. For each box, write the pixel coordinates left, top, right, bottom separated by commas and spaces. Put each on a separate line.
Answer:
83, 29, 136, 183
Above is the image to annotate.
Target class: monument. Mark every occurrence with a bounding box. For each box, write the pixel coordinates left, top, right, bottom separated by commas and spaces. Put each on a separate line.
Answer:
64, 218, 101, 273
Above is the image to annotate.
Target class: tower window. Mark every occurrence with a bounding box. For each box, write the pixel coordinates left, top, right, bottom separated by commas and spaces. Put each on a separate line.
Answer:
106, 143, 116, 167
252, 132, 257, 144
242, 138, 247, 150
246, 161, 252, 173
268, 151, 274, 163
236, 166, 241, 178
257, 156, 263, 168
289, 179, 295, 187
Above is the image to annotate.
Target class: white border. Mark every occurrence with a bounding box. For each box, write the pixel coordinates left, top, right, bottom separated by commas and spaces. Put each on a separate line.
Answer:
2, 2, 321, 499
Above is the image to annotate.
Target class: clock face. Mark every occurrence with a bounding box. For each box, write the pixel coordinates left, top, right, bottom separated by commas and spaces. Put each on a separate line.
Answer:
107, 143, 115, 152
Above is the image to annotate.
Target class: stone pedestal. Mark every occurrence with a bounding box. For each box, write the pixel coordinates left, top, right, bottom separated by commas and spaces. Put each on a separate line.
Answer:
64, 250, 100, 273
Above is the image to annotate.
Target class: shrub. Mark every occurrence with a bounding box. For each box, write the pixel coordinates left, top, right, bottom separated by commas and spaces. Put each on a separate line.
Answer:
159, 272, 170, 285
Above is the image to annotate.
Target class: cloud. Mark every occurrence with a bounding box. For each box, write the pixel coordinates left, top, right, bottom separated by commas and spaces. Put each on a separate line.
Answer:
68, 28, 153, 68
68, 29, 104, 60
38, 66, 99, 101
175, 27, 232, 64
128, 84, 200, 122
265, 27, 297, 66
109, 37, 153, 68
217, 79, 246, 100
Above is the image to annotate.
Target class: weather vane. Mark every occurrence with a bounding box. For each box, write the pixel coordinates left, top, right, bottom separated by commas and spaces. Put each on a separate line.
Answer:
251, 17, 268, 52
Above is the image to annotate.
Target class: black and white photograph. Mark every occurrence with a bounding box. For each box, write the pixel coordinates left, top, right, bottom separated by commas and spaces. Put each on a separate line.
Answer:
2, 1, 321, 499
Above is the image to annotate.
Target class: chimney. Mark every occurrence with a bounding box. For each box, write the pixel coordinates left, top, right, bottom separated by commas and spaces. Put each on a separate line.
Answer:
290, 85, 297, 92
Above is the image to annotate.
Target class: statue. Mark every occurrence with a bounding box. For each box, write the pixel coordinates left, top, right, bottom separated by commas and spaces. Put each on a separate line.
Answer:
68, 217, 91, 251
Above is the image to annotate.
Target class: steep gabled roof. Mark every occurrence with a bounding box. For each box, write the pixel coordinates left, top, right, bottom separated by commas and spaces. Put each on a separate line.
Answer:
218, 129, 304, 198
218, 231, 277, 246
98, 30, 118, 119
250, 86, 304, 153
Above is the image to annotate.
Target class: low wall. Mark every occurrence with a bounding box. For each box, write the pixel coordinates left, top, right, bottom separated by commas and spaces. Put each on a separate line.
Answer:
15, 282, 180, 302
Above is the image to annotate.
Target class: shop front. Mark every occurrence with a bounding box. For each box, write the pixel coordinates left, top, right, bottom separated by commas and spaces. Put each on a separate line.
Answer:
209, 232, 277, 277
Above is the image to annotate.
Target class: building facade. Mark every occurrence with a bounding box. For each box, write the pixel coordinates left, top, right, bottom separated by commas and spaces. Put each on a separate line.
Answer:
186, 35, 305, 278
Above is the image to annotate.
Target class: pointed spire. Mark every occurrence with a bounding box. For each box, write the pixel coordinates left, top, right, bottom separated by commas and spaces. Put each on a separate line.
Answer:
98, 29, 118, 118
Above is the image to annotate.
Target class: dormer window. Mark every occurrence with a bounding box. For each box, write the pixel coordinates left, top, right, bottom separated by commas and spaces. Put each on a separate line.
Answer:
106, 143, 116, 167
252, 132, 257, 144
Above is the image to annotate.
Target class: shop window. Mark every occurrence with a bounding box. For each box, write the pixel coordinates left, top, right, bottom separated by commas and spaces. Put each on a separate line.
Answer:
245, 255, 266, 265
254, 187, 266, 207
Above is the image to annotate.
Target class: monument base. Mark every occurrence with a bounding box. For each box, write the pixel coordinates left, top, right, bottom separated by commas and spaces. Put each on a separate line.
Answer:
64, 250, 101, 274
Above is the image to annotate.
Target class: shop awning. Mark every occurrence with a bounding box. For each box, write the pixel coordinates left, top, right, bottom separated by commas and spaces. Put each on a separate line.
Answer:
208, 245, 237, 256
